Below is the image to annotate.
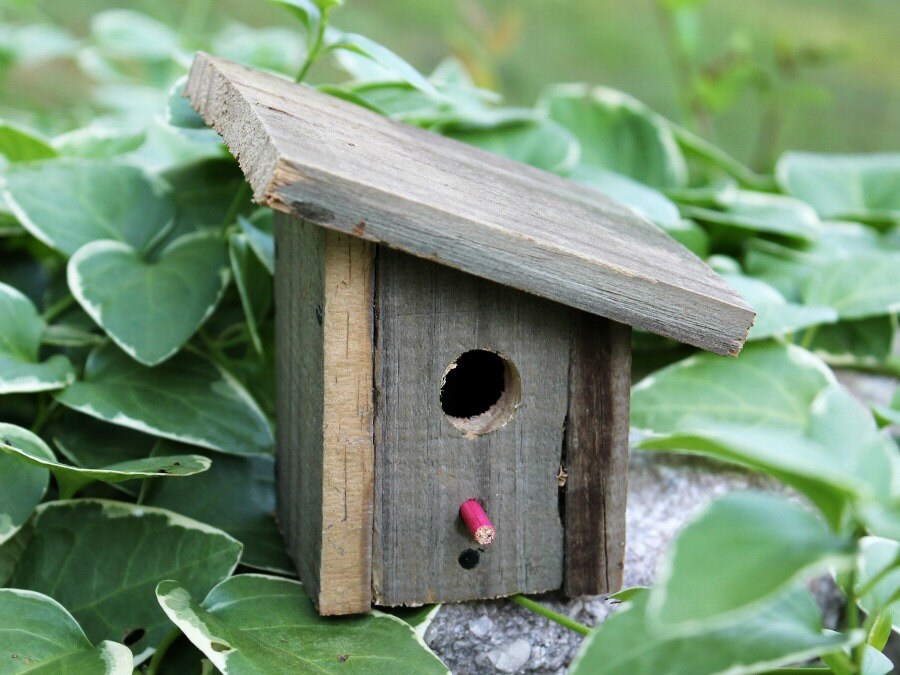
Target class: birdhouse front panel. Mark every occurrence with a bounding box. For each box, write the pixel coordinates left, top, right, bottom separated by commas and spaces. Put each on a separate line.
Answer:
373, 248, 572, 606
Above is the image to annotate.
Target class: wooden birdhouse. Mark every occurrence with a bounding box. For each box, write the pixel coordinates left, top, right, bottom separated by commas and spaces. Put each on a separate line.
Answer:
184, 54, 755, 615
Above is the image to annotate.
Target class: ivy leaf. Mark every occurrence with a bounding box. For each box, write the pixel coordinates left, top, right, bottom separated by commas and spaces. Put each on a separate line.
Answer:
777, 152, 900, 227
52, 123, 147, 159
638, 385, 894, 527
0, 120, 58, 162
325, 31, 440, 98
0, 282, 75, 393
0, 424, 210, 499
90, 9, 178, 62
682, 190, 821, 244
540, 84, 688, 188
873, 387, 900, 427
1, 159, 175, 256
570, 587, 854, 675
803, 253, 900, 320
156, 575, 448, 673
0, 589, 134, 674
211, 24, 305, 76
165, 76, 224, 145
443, 119, 580, 174
721, 274, 838, 341
856, 537, 900, 634
160, 158, 252, 235
647, 492, 854, 634
0, 425, 49, 546
10, 500, 242, 659
229, 233, 272, 356
143, 442, 293, 574
55, 343, 274, 456
571, 165, 682, 228
51, 412, 157, 473
631, 342, 835, 434
807, 316, 896, 365
69, 232, 231, 366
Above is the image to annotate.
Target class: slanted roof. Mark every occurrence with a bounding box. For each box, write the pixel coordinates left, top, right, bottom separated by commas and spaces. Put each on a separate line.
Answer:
185, 53, 755, 356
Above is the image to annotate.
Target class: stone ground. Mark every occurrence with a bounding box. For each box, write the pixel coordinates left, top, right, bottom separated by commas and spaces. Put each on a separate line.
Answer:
423, 370, 898, 674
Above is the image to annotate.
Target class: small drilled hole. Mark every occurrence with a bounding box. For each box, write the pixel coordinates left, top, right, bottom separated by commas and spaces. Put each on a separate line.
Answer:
440, 350, 521, 436
458, 548, 480, 569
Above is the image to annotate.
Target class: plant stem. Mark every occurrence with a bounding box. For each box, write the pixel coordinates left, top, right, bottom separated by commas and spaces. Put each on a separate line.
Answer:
146, 627, 181, 675
41, 294, 76, 323
296, 14, 328, 83
843, 566, 866, 672
671, 124, 777, 191
221, 182, 251, 235
31, 397, 58, 435
509, 595, 591, 636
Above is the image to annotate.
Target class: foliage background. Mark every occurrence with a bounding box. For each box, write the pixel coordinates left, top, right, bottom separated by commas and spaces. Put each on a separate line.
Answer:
0, 1, 898, 674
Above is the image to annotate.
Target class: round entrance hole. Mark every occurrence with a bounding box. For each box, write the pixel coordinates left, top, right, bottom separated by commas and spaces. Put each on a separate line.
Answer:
440, 350, 521, 436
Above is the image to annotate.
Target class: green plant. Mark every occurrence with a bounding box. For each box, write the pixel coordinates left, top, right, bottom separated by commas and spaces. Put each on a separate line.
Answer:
0, 1, 897, 673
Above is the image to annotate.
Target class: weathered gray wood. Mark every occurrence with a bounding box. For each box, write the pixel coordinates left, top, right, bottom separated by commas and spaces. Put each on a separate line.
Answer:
274, 213, 375, 615
563, 313, 631, 596
373, 248, 571, 605
185, 53, 755, 357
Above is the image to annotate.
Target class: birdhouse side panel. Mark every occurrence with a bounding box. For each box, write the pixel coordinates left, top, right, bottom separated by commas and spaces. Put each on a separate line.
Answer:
274, 214, 375, 615
372, 248, 571, 606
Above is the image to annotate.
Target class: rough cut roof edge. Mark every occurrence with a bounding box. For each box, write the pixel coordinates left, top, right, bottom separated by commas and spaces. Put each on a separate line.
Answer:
184, 53, 755, 356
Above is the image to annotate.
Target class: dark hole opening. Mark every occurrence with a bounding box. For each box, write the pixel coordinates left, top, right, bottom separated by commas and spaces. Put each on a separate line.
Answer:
441, 350, 506, 419
122, 627, 145, 646
458, 548, 480, 570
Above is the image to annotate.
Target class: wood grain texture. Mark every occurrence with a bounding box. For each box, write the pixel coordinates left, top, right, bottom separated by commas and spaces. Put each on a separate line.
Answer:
275, 213, 375, 615
563, 313, 631, 596
373, 249, 571, 605
185, 53, 755, 356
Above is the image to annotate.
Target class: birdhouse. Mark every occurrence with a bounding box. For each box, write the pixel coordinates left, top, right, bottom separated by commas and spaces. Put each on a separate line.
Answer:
184, 54, 755, 615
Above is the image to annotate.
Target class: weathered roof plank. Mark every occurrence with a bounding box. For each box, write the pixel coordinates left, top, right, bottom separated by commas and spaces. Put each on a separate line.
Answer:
185, 53, 754, 355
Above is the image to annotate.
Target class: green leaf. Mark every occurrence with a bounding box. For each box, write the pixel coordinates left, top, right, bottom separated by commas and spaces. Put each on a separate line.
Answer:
803, 253, 900, 320
722, 274, 838, 341
807, 316, 896, 365
0, 425, 49, 546
56, 343, 274, 456
540, 84, 687, 188
326, 31, 440, 98
10, 500, 242, 658
51, 412, 156, 472
647, 492, 853, 633
156, 574, 448, 673
160, 158, 252, 234
443, 119, 580, 174
0, 589, 133, 674
1, 159, 175, 256
0, 120, 58, 162
271, 0, 323, 34
0, 281, 75, 393
212, 24, 305, 76
873, 387, 900, 427
143, 442, 293, 574
631, 342, 835, 434
570, 165, 682, 229
0, 423, 210, 499
683, 190, 821, 244
52, 123, 146, 159
777, 152, 900, 226
237, 213, 274, 275
638, 384, 894, 526
69, 232, 231, 366
90, 9, 178, 62
229, 233, 272, 356
165, 76, 223, 145
856, 537, 900, 634
570, 587, 854, 675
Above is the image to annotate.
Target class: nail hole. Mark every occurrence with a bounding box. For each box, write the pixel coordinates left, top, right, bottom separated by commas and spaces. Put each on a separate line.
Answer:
440, 350, 521, 436
122, 627, 145, 646
458, 548, 480, 570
